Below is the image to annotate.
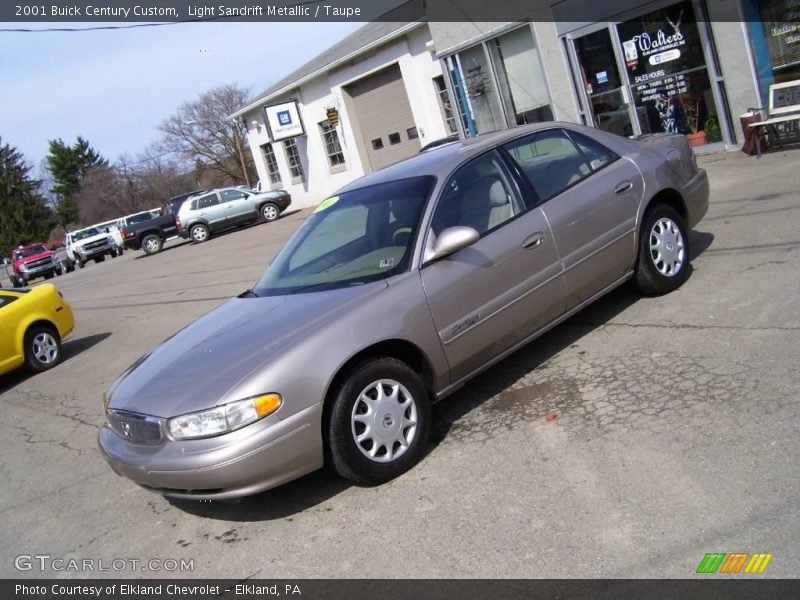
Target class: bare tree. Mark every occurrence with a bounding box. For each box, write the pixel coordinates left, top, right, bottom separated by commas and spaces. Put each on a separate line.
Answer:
158, 84, 256, 188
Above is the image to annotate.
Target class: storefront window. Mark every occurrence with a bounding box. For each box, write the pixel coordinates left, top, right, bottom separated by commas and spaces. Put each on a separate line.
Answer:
446, 26, 553, 137
744, 0, 800, 104
488, 26, 554, 125
616, 0, 722, 144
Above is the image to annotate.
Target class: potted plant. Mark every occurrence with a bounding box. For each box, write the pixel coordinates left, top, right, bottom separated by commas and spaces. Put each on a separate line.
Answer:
679, 94, 707, 146
704, 114, 722, 143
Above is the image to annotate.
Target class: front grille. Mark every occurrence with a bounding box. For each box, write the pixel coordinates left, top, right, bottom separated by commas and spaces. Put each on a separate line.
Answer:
26, 258, 52, 269
107, 410, 163, 445
85, 239, 108, 251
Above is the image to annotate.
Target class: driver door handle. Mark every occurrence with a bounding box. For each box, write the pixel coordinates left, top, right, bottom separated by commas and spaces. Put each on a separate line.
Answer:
522, 232, 546, 249
615, 181, 633, 194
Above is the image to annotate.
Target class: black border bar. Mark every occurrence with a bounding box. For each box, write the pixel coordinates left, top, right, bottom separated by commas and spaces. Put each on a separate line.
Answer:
4, 579, 800, 600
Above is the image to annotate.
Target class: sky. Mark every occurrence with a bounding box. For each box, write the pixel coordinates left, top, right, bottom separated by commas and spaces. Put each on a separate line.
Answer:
0, 21, 365, 169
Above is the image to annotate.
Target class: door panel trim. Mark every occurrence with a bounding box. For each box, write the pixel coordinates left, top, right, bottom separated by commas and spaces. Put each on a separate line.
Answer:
439, 261, 564, 345
434, 270, 634, 401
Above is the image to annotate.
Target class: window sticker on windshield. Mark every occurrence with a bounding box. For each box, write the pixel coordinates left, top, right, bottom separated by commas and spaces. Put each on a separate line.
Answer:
379, 257, 395, 269
313, 196, 339, 213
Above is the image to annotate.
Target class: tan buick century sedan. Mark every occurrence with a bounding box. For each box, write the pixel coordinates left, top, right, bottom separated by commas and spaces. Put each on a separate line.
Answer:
99, 123, 708, 500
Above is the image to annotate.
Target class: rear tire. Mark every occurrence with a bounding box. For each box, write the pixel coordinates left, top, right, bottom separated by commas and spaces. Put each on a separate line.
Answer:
24, 325, 62, 372
190, 223, 210, 243
142, 234, 163, 255
634, 204, 690, 295
326, 357, 430, 486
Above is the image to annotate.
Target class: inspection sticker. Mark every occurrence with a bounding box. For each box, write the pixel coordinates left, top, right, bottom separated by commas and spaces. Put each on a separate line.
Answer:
313, 196, 339, 213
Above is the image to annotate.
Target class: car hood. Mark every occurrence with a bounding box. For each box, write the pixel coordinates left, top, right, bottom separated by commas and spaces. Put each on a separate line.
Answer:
16, 251, 54, 264
72, 234, 109, 245
107, 282, 387, 418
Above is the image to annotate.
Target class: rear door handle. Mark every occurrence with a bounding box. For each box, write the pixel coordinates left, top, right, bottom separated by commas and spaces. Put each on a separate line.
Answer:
615, 181, 633, 194
522, 232, 546, 249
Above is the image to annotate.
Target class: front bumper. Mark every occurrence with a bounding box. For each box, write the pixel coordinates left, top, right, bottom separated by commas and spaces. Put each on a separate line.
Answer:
79, 242, 115, 260
19, 261, 59, 279
97, 403, 323, 500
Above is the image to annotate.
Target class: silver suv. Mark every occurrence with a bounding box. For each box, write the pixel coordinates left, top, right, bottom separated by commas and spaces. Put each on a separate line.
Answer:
176, 186, 291, 243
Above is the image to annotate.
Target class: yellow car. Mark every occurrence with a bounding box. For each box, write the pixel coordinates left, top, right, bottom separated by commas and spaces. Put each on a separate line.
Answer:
0, 284, 74, 375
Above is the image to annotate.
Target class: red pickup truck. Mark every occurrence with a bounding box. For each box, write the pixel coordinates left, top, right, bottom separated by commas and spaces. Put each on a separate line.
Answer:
9, 243, 62, 287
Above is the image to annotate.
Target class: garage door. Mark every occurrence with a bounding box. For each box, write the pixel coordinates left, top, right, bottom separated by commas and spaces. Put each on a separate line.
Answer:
347, 65, 420, 171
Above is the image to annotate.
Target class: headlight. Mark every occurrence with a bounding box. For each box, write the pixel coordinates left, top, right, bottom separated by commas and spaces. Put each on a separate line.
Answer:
20, 263, 29, 271
167, 394, 282, 440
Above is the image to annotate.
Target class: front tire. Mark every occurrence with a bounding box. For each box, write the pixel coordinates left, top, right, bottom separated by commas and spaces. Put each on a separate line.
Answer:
24, 325, 62, 372
261, 202, 280, 222
326, 357, 430, 486
190, 223, 210, 243
634, 204, 690, 295
142, 234, 163, 255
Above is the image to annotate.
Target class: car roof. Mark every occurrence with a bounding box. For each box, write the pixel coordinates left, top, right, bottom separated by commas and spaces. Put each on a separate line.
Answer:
337, 122, 582, 193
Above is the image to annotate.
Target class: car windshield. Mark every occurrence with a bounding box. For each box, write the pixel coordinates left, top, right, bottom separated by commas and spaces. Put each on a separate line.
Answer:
18, 244, 48, 257
72, 227, 102, 241
254, 176, 434, 296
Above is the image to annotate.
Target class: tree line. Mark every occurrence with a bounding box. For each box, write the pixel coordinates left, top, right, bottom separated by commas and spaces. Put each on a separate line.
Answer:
0, 84, 256, 257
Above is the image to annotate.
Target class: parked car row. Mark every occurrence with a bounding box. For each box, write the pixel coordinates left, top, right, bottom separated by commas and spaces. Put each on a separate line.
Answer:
121, 186, 291, 255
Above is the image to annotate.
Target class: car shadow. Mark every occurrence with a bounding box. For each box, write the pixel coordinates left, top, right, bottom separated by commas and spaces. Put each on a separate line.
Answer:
132, 239, 193, 260
689, 230, 714, 260
0, 332, 111, 394
164, 231, 715, 522
166, 469, 351, 521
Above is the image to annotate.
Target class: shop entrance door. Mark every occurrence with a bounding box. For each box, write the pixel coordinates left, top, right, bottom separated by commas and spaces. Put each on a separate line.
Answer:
571, 27, 639, 137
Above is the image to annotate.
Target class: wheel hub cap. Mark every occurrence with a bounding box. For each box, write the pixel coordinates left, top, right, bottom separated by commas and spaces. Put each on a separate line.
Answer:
649, 217, 685, 277
351, 379, 417, 463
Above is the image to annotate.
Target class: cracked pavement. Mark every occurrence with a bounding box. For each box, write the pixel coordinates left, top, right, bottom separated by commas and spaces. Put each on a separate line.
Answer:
0, 148, 798, 578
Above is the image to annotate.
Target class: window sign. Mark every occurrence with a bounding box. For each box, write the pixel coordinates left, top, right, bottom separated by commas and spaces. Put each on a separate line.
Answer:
617, 1, 721, 144
264, 100, 305, 141
759, 0, 800, 71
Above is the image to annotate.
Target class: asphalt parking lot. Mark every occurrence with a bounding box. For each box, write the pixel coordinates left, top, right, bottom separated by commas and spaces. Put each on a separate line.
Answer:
1, 148, 799, 579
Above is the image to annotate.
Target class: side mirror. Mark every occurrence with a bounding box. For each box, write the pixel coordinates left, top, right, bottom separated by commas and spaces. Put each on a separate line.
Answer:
425, 226, 479, 263
104, 227, 110, 233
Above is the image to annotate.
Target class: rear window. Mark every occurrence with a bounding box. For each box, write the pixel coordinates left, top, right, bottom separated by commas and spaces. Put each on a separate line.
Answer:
0, 295, 19, 308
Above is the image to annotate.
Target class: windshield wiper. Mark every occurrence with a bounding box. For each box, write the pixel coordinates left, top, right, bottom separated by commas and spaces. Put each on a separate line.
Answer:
237, 288, 258, 298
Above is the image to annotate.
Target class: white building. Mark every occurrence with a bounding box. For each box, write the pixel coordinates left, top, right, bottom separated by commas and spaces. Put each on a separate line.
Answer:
231, 22, 454, 209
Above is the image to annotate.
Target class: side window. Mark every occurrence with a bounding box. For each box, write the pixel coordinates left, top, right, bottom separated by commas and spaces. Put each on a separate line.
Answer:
504, 129, 592, 202
197, 193, 219, 209
220, 189, 248, 202
431, 150, 523, 237
568, 131, 619, 172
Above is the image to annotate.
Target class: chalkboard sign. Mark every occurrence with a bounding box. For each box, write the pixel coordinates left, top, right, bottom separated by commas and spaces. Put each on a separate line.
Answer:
770, 80, 800, 114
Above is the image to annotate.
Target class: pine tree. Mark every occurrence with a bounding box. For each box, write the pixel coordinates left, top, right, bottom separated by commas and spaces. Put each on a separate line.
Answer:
46, 136, 108, 226
0, 137, 53, 256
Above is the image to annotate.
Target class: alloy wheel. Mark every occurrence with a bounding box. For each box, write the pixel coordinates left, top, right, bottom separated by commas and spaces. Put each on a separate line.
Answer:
32, 331, 59, 364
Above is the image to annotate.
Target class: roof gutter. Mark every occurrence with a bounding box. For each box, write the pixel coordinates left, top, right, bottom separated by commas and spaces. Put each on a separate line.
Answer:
228, 21, 424, 120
